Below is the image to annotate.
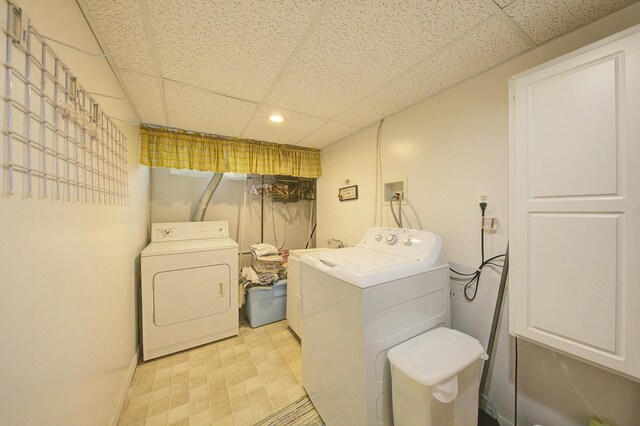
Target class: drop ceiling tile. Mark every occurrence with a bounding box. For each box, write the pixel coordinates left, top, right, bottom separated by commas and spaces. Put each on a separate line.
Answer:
164, 81, 257, 136
297, 121, 361, 149
336, 16, 530, 128
504, 0, 637, 44
119, 69, 166, 126
241, 105, 326, 145
147, 0, 324, 102
493, 0, 517, 8
265, 0, 493, 119
84, 0, 155, 74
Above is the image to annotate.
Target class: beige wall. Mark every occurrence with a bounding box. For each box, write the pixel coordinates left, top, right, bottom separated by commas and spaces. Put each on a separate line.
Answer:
317, 5, 640, 426
0, 1, 150, 425
150, 168, 315, 266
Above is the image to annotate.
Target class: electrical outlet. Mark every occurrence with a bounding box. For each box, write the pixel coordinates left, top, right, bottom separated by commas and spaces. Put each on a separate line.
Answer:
478, 191, 490, 203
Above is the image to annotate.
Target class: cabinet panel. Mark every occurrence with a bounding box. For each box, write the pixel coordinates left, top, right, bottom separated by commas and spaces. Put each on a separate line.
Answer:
530, 57, 619, 198
528, 213, 620, 353
509, 25, 640, 381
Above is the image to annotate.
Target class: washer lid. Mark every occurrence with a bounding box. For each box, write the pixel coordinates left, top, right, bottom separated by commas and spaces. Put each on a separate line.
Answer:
312, 247, 416, 273
301, 246, 446, 288
289, 248, 331, 261
141, 237, 238, 257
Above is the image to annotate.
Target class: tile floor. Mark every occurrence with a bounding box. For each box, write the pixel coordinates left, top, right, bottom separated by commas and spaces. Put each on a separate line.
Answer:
117, 316, 306, 426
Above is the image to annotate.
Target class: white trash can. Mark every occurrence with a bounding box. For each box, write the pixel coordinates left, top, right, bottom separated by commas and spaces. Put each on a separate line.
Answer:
387, 327, 488, 426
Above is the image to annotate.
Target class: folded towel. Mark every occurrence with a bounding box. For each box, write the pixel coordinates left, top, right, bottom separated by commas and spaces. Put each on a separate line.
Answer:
256, 254, 284, 262
250, 243, 279, 257
258, 272, 278, 285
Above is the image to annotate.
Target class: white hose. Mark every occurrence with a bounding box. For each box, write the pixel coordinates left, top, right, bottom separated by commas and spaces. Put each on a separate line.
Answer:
280, 202, 287, 250
306, 199, 315, 248
271, 197, 287, 250
373, 119, 384, 226
238, 177, 248, 266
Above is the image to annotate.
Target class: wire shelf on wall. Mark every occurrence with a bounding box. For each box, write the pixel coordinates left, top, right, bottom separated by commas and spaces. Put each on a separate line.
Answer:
248, 175, 316, 202
2, 1, 129, 205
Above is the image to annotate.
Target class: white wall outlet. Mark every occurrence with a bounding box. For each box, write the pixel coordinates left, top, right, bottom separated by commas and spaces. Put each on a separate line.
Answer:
478, 191, 490, 203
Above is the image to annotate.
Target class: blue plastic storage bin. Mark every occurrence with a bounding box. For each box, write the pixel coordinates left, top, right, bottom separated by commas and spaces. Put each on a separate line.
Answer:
245, 279, 287, 328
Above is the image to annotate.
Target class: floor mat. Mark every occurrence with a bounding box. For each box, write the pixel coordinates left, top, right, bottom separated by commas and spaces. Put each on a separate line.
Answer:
253, 395, 324, 426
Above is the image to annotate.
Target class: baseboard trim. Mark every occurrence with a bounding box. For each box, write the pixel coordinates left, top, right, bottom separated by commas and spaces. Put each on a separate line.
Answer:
110, 348, 139, 426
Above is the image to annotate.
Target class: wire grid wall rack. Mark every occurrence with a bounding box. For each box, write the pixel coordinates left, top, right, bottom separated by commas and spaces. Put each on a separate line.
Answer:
2, 1, 129, 204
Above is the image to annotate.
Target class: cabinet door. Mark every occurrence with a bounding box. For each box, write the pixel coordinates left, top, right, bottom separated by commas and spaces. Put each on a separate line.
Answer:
509, 26, 640, 381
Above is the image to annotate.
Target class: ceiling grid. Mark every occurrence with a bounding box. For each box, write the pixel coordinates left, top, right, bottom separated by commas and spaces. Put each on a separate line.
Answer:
75, 0, 143, 124
482, 0, 538, 47
238, 0, 336, 141
81, 0, 639, 149
329, 12, 515, 127
137, 0, 171, 126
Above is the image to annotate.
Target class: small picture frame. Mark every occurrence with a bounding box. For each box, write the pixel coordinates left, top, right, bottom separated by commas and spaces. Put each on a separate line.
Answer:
338, 185, 358, 201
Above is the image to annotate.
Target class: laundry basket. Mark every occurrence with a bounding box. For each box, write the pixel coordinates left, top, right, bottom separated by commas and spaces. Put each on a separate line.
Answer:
245, 279, 287, 328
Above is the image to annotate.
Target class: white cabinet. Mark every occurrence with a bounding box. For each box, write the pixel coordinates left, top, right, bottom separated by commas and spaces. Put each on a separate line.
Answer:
509, 25, 640, 381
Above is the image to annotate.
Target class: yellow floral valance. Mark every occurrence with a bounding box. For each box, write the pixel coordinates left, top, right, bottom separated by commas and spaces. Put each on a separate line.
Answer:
140, 126, 322, 178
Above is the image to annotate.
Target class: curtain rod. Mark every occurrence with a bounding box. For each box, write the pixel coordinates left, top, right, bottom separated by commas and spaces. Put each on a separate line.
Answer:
141, 124, 319, 152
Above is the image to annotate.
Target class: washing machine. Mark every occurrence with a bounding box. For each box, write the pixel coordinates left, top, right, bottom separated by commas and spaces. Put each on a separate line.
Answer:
301, 227, 450, 425
141, 221, 238, 361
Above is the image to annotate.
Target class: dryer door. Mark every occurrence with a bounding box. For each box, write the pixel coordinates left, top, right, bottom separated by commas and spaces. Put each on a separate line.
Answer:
153, 264, 230, 326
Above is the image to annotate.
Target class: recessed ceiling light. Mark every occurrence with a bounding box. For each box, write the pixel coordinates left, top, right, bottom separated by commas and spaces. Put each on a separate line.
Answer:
269, 114, 284, 123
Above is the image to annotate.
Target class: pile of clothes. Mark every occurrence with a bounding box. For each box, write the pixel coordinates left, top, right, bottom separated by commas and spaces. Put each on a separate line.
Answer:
238, 243, 287, 307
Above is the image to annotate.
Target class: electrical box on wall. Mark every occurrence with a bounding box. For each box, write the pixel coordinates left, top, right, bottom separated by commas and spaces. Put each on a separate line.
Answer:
383, 178, 407, 204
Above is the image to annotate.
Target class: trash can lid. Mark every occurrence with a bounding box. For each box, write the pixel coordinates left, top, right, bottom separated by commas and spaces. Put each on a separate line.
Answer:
387, 327, 487, 386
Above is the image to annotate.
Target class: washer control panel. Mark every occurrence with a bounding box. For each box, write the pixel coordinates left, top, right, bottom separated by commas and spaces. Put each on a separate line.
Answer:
359, 227, 437, 258
151, 221, 229, 242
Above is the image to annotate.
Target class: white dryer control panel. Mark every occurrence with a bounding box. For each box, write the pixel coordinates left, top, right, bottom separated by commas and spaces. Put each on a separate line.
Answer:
151, 221, 229, 242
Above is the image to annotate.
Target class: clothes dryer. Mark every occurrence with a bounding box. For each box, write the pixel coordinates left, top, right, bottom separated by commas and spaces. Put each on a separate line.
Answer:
141, 221, 238, 361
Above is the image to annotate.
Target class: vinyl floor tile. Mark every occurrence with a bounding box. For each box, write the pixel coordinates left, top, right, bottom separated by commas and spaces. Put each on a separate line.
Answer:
119, 316, 305, 425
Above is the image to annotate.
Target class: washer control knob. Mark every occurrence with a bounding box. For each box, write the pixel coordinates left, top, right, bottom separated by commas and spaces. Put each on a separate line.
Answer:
403, 238, 412, 246
385, 234, 397, 245
375, 234, 382, 241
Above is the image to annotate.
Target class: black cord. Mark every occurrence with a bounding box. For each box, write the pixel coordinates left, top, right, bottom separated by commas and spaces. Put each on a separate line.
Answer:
514, 336, 519, 426
481, 226, 485, 264
480, 202, 487, 263
451, 254, 507, 301
448, 267, 477, 276
449, 202, 506, 301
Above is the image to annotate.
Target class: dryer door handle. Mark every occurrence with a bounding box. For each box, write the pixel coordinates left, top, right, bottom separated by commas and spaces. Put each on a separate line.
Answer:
219, 282, 224, 297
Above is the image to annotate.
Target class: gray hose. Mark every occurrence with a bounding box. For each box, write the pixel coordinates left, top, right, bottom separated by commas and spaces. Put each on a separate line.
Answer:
191, 173, 224, 222
390, 194, 403, 228
480, 244, 509, 395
